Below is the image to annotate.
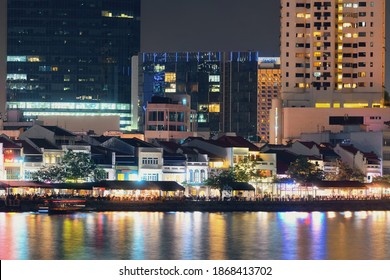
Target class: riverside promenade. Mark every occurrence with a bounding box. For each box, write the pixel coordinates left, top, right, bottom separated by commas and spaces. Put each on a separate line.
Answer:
2, 199, 390, 212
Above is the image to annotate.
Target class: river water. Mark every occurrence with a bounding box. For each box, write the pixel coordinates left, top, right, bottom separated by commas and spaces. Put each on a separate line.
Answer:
1, 211, 389, 260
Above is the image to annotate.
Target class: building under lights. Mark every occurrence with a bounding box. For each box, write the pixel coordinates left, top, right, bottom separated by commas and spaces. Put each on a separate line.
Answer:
257, 58, 281, 142
6, 0, 140, 131
271, 0, 388, 145
280, 0, 385, 108
136, 52, 280, 142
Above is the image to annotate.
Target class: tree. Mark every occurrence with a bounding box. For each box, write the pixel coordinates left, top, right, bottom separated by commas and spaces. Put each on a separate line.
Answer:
233, 157, 264, 182
32, 150, 106, 183
373, 175, 390, 184
287, 157, 324, 184
204, 168, 236, 199
333, 160, 365, 181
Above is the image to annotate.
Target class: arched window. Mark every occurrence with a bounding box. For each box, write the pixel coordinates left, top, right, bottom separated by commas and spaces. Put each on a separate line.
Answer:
200, 169, 206, 182
189, 170, 194, 183
194, 170, 200, 183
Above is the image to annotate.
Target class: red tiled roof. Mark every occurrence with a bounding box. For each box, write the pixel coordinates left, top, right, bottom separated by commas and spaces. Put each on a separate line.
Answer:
339, 145, 359, 155
214, 135, 260, 151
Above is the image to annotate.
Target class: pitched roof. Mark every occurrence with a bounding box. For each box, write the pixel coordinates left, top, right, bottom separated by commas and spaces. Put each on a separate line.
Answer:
297, 141, 319, 149
0, 135, 21, 149
28, 138, 60, 150
14, 140, 42, 154
214, 135, 260, 151
338, 144, 359, 155
265, 149, 298, 175
42, 126, 75, 137
120, 137, 156, 148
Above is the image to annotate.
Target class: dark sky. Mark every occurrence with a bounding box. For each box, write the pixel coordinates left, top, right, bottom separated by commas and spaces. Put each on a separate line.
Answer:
142, 0, 390, 90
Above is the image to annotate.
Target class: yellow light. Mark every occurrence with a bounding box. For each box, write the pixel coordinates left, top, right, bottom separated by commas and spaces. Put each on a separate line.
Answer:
315, 103, 331, 108
344, 103, 369, 108
333, 103, 341, 108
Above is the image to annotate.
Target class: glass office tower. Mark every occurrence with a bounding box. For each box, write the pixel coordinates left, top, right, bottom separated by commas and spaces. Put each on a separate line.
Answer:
6, 0, 140, 130
139, 52, 263, 141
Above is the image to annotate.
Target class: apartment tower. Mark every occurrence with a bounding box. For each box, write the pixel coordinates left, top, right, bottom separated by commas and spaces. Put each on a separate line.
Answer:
280, 0, 385, 108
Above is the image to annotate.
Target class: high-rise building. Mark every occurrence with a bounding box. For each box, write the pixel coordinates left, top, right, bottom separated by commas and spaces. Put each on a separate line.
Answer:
280, 0, 385, 108
137, 52, 262, 141
6, 0, 140, 131
257, 58, 281, 142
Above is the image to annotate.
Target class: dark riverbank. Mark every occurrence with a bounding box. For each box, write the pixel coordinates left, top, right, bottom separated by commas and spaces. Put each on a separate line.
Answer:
2, 199, 390, 212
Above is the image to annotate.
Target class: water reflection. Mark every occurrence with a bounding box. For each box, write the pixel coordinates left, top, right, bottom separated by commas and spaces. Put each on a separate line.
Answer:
0, 211, 390, 260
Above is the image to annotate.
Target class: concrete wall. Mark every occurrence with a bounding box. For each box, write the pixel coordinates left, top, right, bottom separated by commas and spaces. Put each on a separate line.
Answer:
271, 107, 390, 144
38, 115, 120, 135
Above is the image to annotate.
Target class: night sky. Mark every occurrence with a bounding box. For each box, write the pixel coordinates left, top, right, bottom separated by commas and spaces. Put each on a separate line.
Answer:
142, 0, 390, 90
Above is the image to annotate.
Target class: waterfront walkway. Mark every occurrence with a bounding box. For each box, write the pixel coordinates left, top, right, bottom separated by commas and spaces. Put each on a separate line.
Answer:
2, 197, 390, 212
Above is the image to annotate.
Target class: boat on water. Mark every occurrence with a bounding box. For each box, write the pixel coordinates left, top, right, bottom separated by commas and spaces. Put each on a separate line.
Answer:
38, 198, 91, 214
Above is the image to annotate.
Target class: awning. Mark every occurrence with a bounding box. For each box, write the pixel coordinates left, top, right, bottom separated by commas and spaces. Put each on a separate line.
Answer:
314, 181, 367, 189
97, 180, 185, 192
230, 182, 255, 191
0, 180, 47, 188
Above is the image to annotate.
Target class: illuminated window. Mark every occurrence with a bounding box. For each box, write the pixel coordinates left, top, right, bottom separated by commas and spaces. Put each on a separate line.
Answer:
7, 74, 27, 80
313, 32, 321, 37
52, 66, 58, 72
314, 52, 321, 57
27, 56, 42, 62
313, 72, 321, 77
315, 103, 331, 108
358, 72, 366, 77
343, 23, 352, 28
164, 72, 176, 83
7, 56, 27, 62
208, 75, 220, 82
209, 85, 220, 92
209, 104, 220, 113
313, 62, 322, 67
154, 64, 165, 72
296, 13, 305, 18
102, 11, 133, 18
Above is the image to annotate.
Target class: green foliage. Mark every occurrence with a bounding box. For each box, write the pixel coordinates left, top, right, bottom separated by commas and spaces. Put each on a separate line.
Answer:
205, 168, 236, 197
32, 150, 106, 183
233, 157, 265, 183
373, 175, 390, 184
205, 157, 266, 198
287, 157, 324, 183
325, 160, 365, 181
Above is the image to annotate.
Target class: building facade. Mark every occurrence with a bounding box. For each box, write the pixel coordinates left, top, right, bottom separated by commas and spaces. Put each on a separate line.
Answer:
257, 58, 281, 142
280, 0, 385, 108
6, 0, 141, 131
137, 52, 266, 141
